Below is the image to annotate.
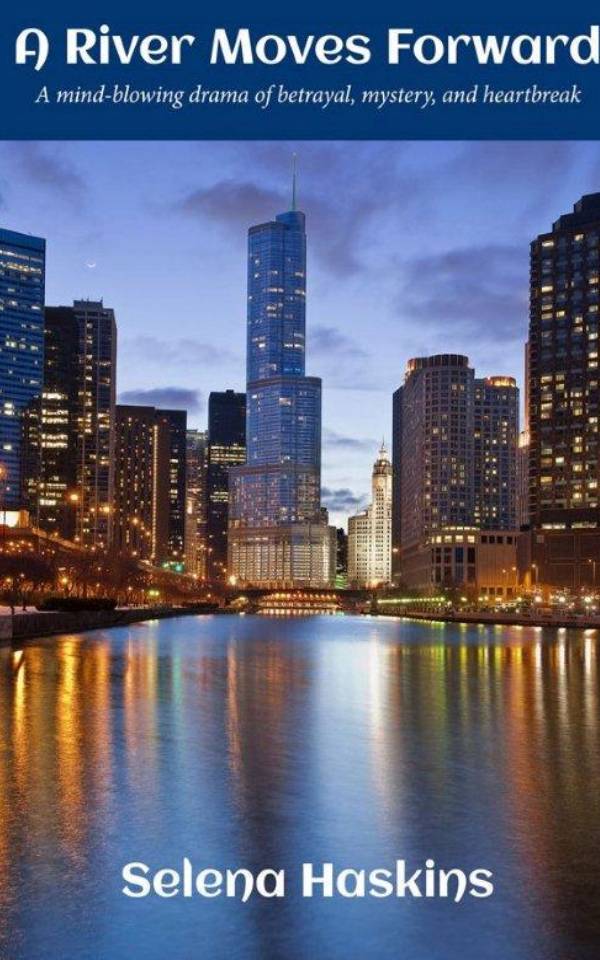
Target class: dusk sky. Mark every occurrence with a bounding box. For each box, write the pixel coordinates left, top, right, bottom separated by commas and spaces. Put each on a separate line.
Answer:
2, 140, 600, 525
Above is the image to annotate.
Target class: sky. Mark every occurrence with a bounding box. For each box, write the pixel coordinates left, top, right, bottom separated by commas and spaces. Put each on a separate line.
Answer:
2, 140, 600, 526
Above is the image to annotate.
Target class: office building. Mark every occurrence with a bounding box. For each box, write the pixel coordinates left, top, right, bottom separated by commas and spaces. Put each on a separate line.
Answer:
114, 404, 169, 562
474, 376, 519, 530
391, 385, 403, 582
515, 342, 531, 530
73, 299, 117, 549
228, 186, 335, 587
0, 228, 45, 512
401, 355, 475, 557
114, 404, 186, 565
206, 390, 246, 581
159, 408, 187, 567
523, 193, 600, 591
23, 306, 80, 538
348, 443, 393, 587
185, 428, 208, 579
336, 527, 348, 584
394, 354, 519, 593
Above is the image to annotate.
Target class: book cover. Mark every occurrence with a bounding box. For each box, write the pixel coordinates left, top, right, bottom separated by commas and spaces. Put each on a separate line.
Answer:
0, 2, 598, 958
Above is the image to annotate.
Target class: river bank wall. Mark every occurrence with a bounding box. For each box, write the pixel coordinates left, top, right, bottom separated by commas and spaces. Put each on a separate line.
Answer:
0, 606, 201, 645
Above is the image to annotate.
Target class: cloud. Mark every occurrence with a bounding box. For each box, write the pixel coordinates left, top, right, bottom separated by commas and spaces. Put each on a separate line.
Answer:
176, 143, 403, 277
399, 243, 527, 341
323, 429, 375, 452
12, 143, 86, 200
123, 335, 238, 367
321, 486, 368, 515
310, 325, 367, 358
179, 180, 282, 229
309, 324, 381, 390
118, 387, 203, 412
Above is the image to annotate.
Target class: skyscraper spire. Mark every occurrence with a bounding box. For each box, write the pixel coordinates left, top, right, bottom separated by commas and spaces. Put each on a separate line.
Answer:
291, 153, 297, 210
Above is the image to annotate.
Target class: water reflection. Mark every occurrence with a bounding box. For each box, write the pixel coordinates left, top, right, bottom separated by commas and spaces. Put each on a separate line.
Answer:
0, 617, 599, 960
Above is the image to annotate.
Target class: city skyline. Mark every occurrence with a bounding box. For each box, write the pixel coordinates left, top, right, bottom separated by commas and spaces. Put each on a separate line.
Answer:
5, 142, 600, 521
3, 140, 600, 523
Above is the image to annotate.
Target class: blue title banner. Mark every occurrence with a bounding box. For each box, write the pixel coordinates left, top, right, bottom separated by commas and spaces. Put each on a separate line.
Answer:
2, 0, 600, 139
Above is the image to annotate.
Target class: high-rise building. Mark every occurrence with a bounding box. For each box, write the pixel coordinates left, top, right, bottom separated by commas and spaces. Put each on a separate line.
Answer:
73, 300, 117, 549
517, 432, 530, 528
474, 376, 519, 530
335, 527, 348, 583
401, 355, 475, 555
523, 193, 600, 590
206, 390, 246, 581
228, 187, 335, 587
391, 385, 403, 582
0, 228, 45, 512
23, 307, 80, 538
348, 443, 393, 587
114, 404, 186, 565
114, 405, 170, 562
517, 341, 531, 529
394, 354, 519, 594
185, 429, 208, 579
158, 408, 187, 566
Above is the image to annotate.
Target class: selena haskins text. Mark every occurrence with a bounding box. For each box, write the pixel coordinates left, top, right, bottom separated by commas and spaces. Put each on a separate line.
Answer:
122, 859, 493, 903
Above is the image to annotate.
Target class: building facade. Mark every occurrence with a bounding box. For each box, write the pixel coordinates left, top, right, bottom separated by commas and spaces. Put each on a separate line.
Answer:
73, 300, 117, 549
0, 228, 45, 512
114, 405, 170, 562
391, 385, 403, 582
517, 341, 531, 529
228, 198, 334, 587
206, 390, 246, 581
158, 408, 187, 567
407, 527, 519, 600
348, 443, 393, 587
23, 306, 80, 538
394, 354, 519, 593
114, 404, 186, 565
474, 376, 519, 530
185, 428, 208, 579
401, 355, 475, 557
524, 193, 600, 591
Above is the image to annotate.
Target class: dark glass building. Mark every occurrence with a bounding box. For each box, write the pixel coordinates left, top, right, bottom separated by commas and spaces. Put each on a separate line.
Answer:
23, 306, 80, 538
523, 193, 600, 590
72, 299, 117, 549
0, 228, 45, 511
159, 408, 187, 567
206, 390, 246, 581
185, 429, 208, 579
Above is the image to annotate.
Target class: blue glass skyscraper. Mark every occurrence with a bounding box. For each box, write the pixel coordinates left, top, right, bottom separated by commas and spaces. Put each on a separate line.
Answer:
0, 228, 45, 510
229, 182, 334, 586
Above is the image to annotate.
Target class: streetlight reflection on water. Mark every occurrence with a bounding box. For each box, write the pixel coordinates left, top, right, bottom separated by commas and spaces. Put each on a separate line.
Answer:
0, 616, 599, 960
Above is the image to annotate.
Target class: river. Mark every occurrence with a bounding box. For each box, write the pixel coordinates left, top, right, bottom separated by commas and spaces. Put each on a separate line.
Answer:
1, 614, 598, 959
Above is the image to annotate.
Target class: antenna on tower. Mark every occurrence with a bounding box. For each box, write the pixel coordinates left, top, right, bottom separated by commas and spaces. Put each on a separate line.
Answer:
291, 153, 298, 210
